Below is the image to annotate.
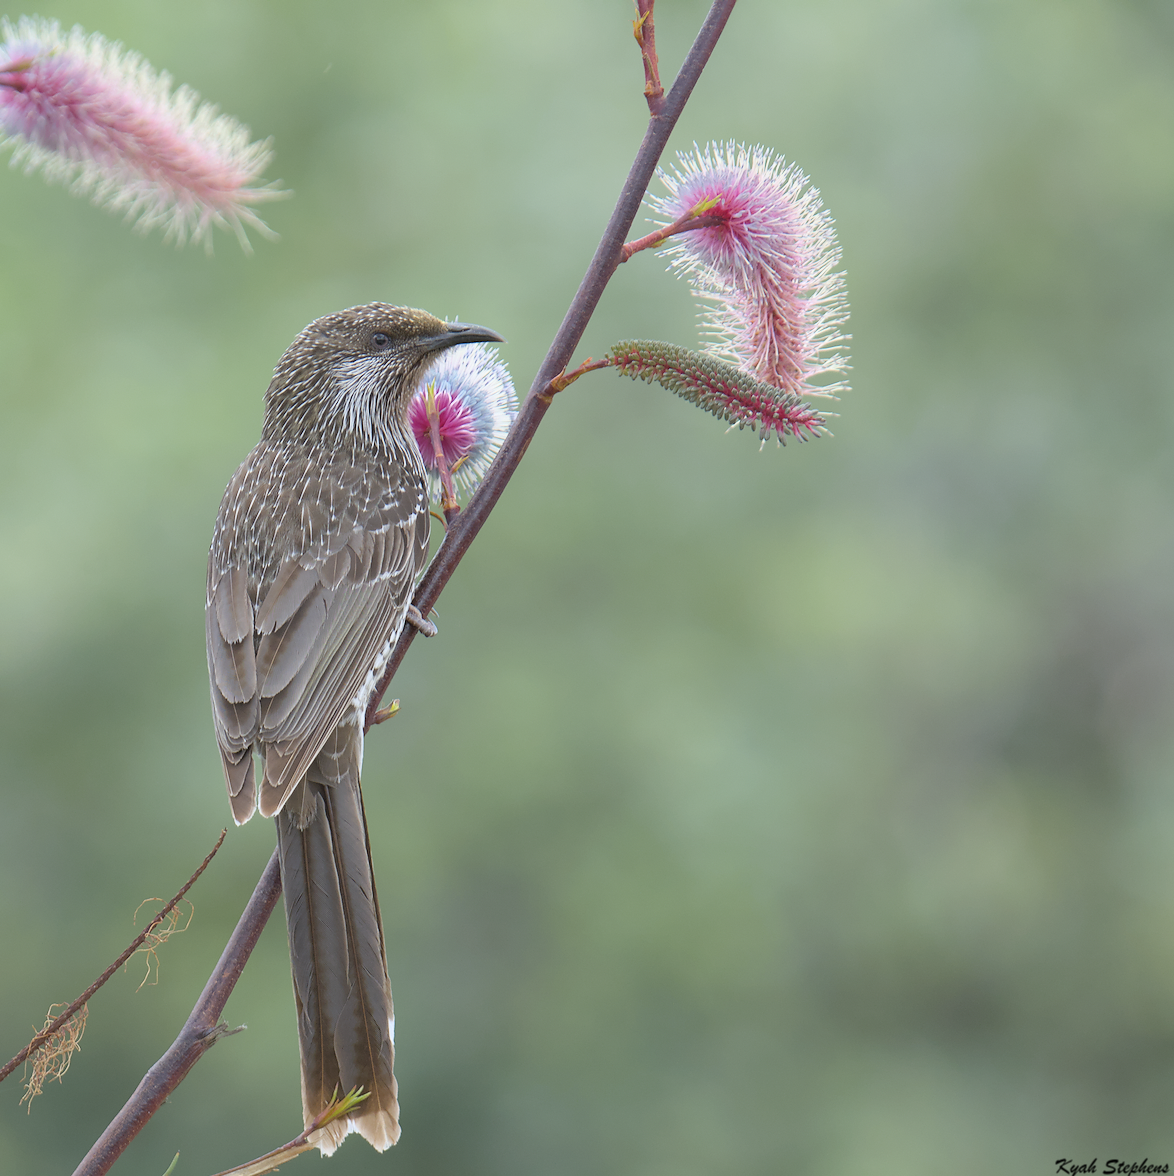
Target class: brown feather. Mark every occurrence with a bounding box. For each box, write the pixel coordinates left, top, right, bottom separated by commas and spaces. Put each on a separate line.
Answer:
258, 741, 301, 818
347, 530, 376, 583
256, 587, 329, 695
318, 546, 352, 591
215, 565, 254, 644
207, 606, 257, 704
255, 560, 321, 634
211, 694, 259, 747
276, 784, 348, 1130
277, 735, 399, 1153
312, 733, 398, 1149
224, 751, 256, 823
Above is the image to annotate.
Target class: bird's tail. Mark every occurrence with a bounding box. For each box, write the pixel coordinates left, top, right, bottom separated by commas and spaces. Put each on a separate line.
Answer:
275, 725, 399, 1154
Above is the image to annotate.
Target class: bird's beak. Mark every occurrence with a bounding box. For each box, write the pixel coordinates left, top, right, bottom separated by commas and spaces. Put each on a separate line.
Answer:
421, 322, 506, 353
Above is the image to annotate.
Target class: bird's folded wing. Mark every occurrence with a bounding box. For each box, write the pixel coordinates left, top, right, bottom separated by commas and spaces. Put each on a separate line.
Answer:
207, 447, 429, 821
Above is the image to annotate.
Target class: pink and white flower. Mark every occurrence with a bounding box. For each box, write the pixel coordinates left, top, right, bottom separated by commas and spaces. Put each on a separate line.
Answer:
409, 343, 516, 500
649, 141, 849, 399
0, 17, 282, 247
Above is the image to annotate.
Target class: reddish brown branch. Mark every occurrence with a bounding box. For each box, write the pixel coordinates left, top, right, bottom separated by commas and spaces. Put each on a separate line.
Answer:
634, 1, 664, 114
365, 0, 739, 732
550, 356, 614, 392
0, 829, 227, 1086
71, 850, 283, 1176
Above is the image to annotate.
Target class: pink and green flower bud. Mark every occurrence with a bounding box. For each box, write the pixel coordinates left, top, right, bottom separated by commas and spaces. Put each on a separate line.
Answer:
607, 340, 827, 444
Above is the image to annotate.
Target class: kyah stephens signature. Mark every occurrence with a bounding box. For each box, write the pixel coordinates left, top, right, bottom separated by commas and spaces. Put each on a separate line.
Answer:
1056, 1162, 1169, 1175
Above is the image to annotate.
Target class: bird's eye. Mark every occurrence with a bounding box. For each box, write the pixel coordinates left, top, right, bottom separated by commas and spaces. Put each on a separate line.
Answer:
370, 332, 390, 349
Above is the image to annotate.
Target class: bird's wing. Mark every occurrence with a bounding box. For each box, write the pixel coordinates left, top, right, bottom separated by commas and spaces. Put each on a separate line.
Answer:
208, 559, 261, 822
207, 446, 428, 823
253, 517, 425, 817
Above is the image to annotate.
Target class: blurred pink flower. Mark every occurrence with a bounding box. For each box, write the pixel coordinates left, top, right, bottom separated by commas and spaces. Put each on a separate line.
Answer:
650, 142, 849, 398
0, 17, 283, 248
409, 343, 517, 499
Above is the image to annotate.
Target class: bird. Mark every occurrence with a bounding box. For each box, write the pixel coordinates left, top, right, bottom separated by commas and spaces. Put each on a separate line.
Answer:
206, 303, 503, 1153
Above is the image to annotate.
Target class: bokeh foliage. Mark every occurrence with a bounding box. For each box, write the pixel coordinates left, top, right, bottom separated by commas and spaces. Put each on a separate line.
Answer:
2, 1, 1174, 1173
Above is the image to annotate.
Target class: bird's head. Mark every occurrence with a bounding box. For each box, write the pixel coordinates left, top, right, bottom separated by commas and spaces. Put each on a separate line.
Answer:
262, 303, 504, 449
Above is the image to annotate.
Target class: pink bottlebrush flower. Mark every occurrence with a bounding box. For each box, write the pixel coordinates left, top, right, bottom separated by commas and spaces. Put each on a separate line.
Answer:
607, 339, 828, 445
0, 17, 283, 248
649, 141, 849, 398
409, 343, 517, 499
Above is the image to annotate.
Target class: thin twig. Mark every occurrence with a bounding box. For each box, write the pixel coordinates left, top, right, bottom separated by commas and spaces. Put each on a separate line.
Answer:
0, 829, 227, 1086
619, 209, 723, 262
208, 1087, 371, 1176
634, 0, 664, 114
365, 0, 739, 732
550, 357, 613, 392
71, 850, 283, 1176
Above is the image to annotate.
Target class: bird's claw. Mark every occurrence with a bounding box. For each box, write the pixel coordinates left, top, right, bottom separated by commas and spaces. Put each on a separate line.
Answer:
371, 699, 400, 725
406, 605, 437, 637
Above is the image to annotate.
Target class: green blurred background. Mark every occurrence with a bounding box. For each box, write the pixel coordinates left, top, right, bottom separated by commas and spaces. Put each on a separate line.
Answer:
2, 1, 1174, 1172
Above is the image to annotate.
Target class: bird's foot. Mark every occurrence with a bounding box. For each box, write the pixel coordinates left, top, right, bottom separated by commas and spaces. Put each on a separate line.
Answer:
371, 699, 400, 725
406, 605, 437, 637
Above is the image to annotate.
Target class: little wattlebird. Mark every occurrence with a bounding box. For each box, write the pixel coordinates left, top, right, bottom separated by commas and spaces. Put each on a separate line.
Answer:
206, 303, 503, 1152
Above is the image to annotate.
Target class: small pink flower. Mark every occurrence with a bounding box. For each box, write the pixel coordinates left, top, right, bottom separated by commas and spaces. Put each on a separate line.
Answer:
0, 17, 283, 248
409, 343, 516, 499
649, 142, 849, 398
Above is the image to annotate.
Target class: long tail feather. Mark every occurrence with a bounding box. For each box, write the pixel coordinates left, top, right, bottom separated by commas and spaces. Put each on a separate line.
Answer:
275, 726, 399, 1154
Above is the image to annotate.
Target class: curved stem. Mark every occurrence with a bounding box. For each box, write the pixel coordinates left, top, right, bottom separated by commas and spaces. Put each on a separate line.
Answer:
365, 0, 738, 731
619, 211, 723, 262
